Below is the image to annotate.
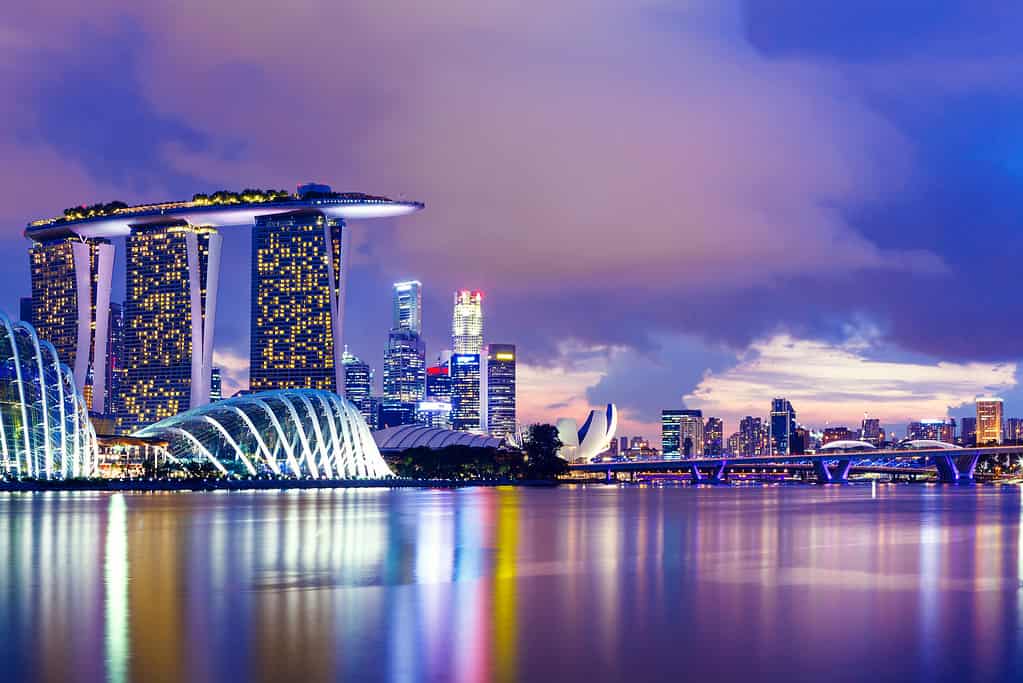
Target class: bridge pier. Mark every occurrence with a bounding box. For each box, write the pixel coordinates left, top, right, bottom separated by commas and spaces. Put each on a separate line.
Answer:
605, 468, 614, 484
813, 458, 852, 484
688, 462, 703, 483
933, 453, 979, 484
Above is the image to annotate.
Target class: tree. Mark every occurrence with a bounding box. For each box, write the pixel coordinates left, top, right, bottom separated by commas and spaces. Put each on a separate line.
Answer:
522, 424, 567, 479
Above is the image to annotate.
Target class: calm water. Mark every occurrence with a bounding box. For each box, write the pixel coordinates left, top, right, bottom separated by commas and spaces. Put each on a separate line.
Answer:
1, 484, 1022, 682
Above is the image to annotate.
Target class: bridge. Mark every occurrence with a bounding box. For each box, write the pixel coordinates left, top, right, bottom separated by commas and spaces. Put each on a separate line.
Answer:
568, 445, 1023, 485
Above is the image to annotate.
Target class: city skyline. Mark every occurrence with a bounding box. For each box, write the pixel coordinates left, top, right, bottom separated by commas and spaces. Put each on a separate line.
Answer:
5, 4, 1023, 439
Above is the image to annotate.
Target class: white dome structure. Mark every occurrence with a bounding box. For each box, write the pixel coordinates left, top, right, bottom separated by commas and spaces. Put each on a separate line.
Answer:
819, 440, 876, 453
557, 404, 618, 463
897, 439, 962, 450
0, 313, 98, 479
134, 389, 392, 478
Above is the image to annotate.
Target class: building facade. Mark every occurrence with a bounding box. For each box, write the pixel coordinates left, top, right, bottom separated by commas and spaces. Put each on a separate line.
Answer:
860, 418, 882, 446
121, 223, 221, 431
452, 290, 483, 355
342, 346, 374, 423
770, 398, 796, 455
382, 328, 426, 427
450, 353, 482, 432
738, 416, 766, 457
486, 344, 516, 439
661, 410, 684, 458
976, 397, 1003, 445
679, 409, 704, 458
250, 210, 344, 392
704, 417, 723, 456
392, 280, 422, 334
29, 236, 116, 413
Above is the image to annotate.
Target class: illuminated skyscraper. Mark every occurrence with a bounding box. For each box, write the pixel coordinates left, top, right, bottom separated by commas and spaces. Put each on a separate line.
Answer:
452, 290, 483, 355
106, 302, 126, 419
679, 409, 704, 458
860, 417, 882, 446
739, 416, 765, 456
770, 398, 796, 455
29, 236, 115, 412
382, 328, 426, 427
450, 353, 482, 431
960, 417, 977, 446
210, 368, 222, 401
487, 344, 516, 439
122, 223, 221, 431
661, 410, 683, 458
703, 416, 723, 456
1006, 417, 1023, 443
976, 397, 1003, 445
250, 210, 344, 392
393, 280, 422, 334
342, 345, 373, 423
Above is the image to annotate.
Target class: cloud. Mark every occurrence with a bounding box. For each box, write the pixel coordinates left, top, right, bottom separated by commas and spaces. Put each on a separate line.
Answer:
686, 332, 1017, 430
212, 348, 249, 399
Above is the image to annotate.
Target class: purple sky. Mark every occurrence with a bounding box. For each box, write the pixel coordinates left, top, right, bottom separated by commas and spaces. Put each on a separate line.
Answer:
4, 2, 1023, 438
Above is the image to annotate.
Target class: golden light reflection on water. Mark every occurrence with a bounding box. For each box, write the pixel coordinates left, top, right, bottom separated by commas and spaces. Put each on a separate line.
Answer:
0, 486, 1022, 682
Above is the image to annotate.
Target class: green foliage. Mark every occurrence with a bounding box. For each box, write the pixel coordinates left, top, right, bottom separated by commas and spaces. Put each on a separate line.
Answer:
391, 445, 527, 480
522, 423, 568, 479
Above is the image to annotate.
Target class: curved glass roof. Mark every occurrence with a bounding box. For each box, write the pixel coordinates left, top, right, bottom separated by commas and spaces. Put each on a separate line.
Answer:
134, 389, 392, 479
0, 312, 98, 479
373, 425, 504, 452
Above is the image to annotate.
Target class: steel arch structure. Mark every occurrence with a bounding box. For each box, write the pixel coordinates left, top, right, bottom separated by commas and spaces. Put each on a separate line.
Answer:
133, 389, 392, 478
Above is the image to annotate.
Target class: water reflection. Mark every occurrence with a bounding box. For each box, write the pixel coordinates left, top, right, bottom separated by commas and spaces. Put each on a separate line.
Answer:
0, 486, 1022, 681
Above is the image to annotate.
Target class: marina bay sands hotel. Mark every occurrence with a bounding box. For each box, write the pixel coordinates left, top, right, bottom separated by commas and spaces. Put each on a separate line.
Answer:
24, 184, 423, 431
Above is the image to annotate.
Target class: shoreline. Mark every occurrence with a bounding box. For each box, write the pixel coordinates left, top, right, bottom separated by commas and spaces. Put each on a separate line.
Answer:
0, 478, 561, 493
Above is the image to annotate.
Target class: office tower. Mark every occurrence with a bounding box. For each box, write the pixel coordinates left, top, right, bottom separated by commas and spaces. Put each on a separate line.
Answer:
679, 409, 703, 458
342, 346, 374, 422
704, 417, 723, 456
770, 398, 796, 455
609, 437, 619, 457
122, 223, 221, 430
906, 419, 955, 442
661, 410, 684, 458
366, 395, 383, 431
210, 368, 222, 401
426, 362, 452, 402
960, 417, 977, 446
487, 344, 516, 439
382, 328, 426, 427
392, 280, 422, 334
726, 432, 741, 456
250, 210, 344, 392
106, 302, 125, 419
450, 353, 482, 431
860, 417, 882, 446
1005, 417, 1023, 443
620, 436, 629, 454
976, 397, 1004, 445
29, 236, 115, 412
19, 297, 32, 325
452, 290, 483, 354
739, 416, 765, 457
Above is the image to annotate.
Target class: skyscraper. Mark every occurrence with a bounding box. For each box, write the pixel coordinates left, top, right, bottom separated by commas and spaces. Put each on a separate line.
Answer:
739, 416, 765, 457
342, 346, 374, 423
486, 344, 516, 439
450, 353, 482, 432
679, 409, 704, 458
29, 236, 115, 412
976, 397, 1003, 445
704, 417, 723, 456
452, 290, 483, 354
393, 280, 423, 334
382, 328, 426, 427
122, 223, 221, 430
210, 368, 222, 401
770, 398, 796, 455
661, 410, 684, 458
250, 210, 344, 392
860, 417, 882, 446
1005, 417, 1023, 443
960, 417, 977, 446
106, 302, 125, 419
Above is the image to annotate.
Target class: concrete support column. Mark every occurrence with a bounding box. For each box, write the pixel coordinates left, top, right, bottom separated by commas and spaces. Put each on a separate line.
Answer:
90, 242, 115, 413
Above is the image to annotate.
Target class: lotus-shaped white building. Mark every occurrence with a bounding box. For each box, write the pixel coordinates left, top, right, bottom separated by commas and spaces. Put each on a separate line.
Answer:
0, 312, 98, 479
133, 389, 392, 478
557, 404, 618, 463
